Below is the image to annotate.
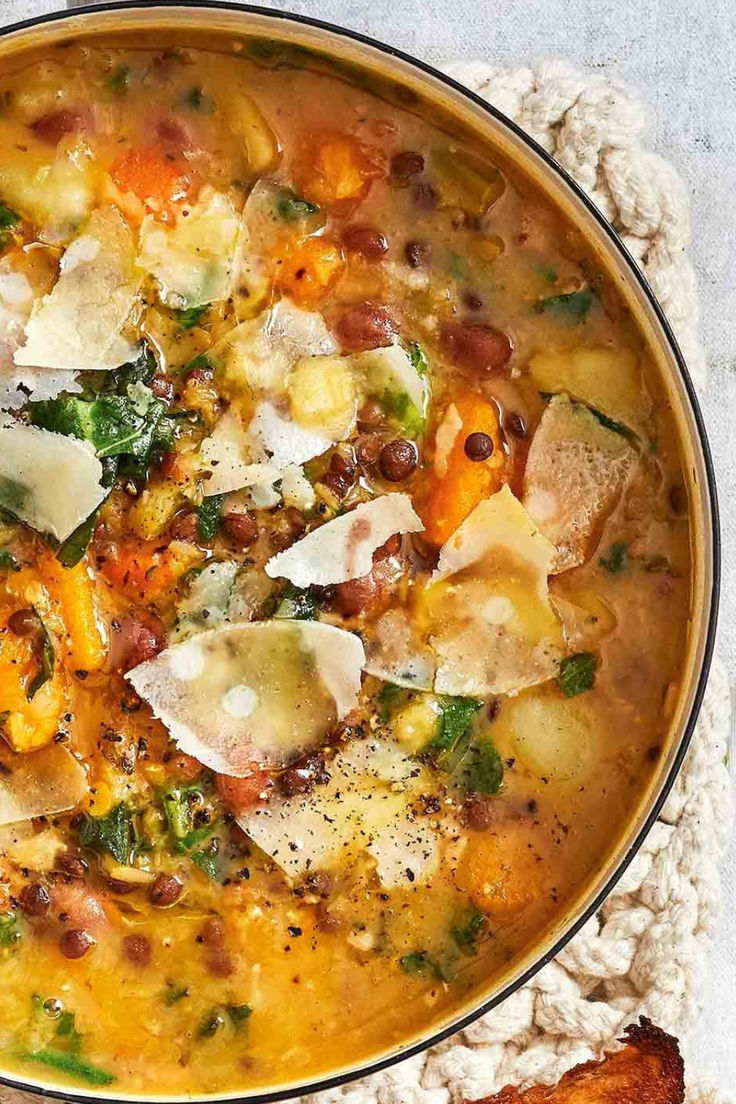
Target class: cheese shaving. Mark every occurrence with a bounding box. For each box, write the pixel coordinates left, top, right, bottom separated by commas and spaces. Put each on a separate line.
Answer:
0, 746, 88, 826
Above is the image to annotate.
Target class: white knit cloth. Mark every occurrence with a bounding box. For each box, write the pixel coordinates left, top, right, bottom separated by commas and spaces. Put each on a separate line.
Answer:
0, 57, 731, 1104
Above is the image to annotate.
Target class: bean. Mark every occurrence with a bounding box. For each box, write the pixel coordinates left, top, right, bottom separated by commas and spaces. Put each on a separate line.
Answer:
441, 320, 512, 374
199, 916, 226, 946
412, 181, 438, 210
404, 240, 432, 268
149, 375, 174, 402
32, 108, 89, 144
462, 291, 484, 311
149, 874, 184, 908
342, 225, 389, 259
277, 754, 329, 798
55, 853, 89, 879
322, 450, 356, 501
464, 794, 496, 831
354, 433, 383, 469
334, 302, 397, 352
332, 539, 400, 617
464, 432, 494, 461
505, 412, 527, 439
207, 949, 234, 978
168, 509, 200, 543
379, 439, 417, 482
19, 882, 51, 918
357, 400, 384, 430
222, 511, 258, 548
122, 934, 152, 967
7, 608, 38, 637
110, 610, 166, 673
391, 150, 424, 182
59, 929, 94, 960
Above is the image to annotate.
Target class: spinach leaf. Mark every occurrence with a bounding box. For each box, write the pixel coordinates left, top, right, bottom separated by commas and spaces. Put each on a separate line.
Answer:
407, 341, 429, 378
226, 1003, 252, 1028
275, 189, 319, 222
399, 950, 446, 980
26, 610, 54, 702
599, 541, 628, 573
377, 388, 425, 438
557, 652, 598, 698
78, 803, 134, 864
0, 910, 21, 946
55, 457, 118, 568
31, 392, 167, 460
534, 288, 594, 319
457, 740, 504, 795
449, 905, 485, 953
424, 696, 482, 772
174, 304, 209, 330
0, 204, 19, 240
0, 475, 30, 517
377, 683, 408, 723
274, 582, 318, 621
196, 495, 224, 542
20, 1050, 114, 1087
107, 345, 157, 394
0, 549, 19, 572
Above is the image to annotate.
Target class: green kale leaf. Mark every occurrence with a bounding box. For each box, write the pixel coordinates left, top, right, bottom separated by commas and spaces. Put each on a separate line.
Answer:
557, 652, 598, 697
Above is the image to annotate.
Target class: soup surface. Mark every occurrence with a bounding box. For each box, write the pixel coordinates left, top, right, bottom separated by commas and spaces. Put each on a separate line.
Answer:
0, 28, 692, 1098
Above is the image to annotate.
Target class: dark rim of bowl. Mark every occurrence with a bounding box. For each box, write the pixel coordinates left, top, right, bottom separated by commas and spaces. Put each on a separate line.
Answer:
0, 4, 720, 1102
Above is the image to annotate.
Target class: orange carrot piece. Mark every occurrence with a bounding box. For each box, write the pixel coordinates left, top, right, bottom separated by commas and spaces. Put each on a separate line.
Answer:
39, 554, 108, 673
299, 132, 385, 210
110, 147, 193, 223
417, 391, 506, 545
98, 538, 202, 601
273, 235, 345, 304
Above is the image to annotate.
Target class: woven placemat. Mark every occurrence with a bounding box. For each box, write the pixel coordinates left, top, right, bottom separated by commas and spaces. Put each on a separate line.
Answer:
0, 55, 731, 1104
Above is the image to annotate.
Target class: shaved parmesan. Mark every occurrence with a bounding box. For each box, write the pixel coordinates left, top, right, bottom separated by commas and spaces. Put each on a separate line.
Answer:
425, 485, 564, 697
14, 206, 140, 372
238, 737, 441, 887
523, 396, 636, 572
172, 561, 240, 641
200, 408, 280, 496
363, 609, 436, 691
139, 188, 240, 309
352, 344, 428, 415
251, 400, 332, 469
265, 493, 423, 588
0, 745, 88, 826
433, 402, 463, 478
281, 464, 315, 511
0, 417, 105, 541
126, 620, 365, 776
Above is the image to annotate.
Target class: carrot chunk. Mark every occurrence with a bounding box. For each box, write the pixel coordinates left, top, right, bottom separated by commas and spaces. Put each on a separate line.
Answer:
299, 132, 385, 211
273, 235, 345, 304
39, 555, 107, 674
0, 605, 68, 752
110, 147, 193, 223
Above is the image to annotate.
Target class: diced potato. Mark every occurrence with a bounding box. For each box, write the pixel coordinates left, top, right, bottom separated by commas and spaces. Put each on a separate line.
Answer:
391, 697, 441, 753
225, 92, 280, 176
497, 689, 599, 783
38, 554, 107, 673
455, 826, 540, 919
287, 354, 358, 439
528, 346, 650, 429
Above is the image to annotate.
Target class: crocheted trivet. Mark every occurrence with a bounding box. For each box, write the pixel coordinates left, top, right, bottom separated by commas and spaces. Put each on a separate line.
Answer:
0, 57, 730, 1104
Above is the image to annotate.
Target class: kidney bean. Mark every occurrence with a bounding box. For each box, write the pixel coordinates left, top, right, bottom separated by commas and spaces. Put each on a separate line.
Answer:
334, 302, 397, 352
354, 433, 383, 470
332, 538, 401, 617
342, 225, 389, 259
168, 509, 200, 543
267, 507, 306, 553
199, 916, 226, 945
357, 400, 384, 431
464, 432, 494, 461
110, 609, 166, 673
390, 150, 424, 182
122, 933, 152, 967
207, 949, 235, 978
7, 608, 38, 637
404, 240, 432, 268
379, 439, 418, 482
505, 412, 527, 438
149, 874, 184, 907
149, 375, 175, 402
19, 882, 51, 918
56, 853, 89, 879
322, 450, 356, 501
32, 108, 89, 145
222, 511, 258, 549
440, 320, 513, 374
59, 929, 94, 960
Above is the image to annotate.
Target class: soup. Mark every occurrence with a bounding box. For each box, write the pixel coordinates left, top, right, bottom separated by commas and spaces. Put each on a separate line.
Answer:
0, 27, 692, 1098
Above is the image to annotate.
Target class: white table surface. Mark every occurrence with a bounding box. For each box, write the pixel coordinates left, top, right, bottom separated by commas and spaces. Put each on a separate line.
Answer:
1, 0, 735, 1087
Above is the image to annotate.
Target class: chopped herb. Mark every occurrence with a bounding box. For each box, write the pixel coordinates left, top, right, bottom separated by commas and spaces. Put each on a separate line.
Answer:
587, 405, 631, 438
407, 341, 429, 378
198, 1008, 225, 1038
457, 740, 504, 795
174, 303, 209, 330
0, 204, 20, 241
399, 950, 446, 980
538, 265, 558, 284
599, 541, 628, 574
377, 683, 408, 722
183, 352, 212, 375
449, 251, 467, 280
450, 905, 485, 953
20, 1050, 114, 1087
275, 188, 320, 222
557, 652, 598, 698
196, 495, 224, 542
377, 388, 425, 438
107, 65, 130, 93
643, 554, 670, 573
26, 609, 54, 702
163, 983, 190, 1006
534, 287, 594, 319
0, 549, 19, 572
0, 910, 21, 946
160, 780, 204, 841
55, 1011, 82, 1055
274, 582, 318, 621
78, 803, 134, 864
226, 1003, 252, 1027
182, 86, 209, 111
424, 696, 481, 772
191, 845, 221, 882
56, 511, 100, 569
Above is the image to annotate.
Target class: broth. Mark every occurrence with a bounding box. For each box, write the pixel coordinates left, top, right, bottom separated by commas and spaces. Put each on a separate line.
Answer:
0, 29, 691, 1096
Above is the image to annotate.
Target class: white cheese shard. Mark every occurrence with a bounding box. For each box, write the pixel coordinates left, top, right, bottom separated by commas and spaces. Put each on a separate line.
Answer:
265, 493, 424, 588
14, 206, 140, 372
222, 299, 337, 397
433, 402, 463, 478
251, 400, 332, 469
523, 395, 636, 572
425, 485, 565, 697
139, 187, 240, 309
0, 417, 105, 541
172, 561, 240, 642
126, 620, 365, 776
200, 408, 280, 496
363, 609, 436, 691
0, 746, 88, 826
237, 737, 441, 887
352, 344, 429, 416
280, 464, 315, 511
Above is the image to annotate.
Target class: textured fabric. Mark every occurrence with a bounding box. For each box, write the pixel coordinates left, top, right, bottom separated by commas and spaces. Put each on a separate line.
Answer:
0, 43, 731, 1104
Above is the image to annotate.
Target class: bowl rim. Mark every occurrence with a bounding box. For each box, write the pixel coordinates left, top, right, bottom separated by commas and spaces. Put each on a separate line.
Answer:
0, 3, 720, 1103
